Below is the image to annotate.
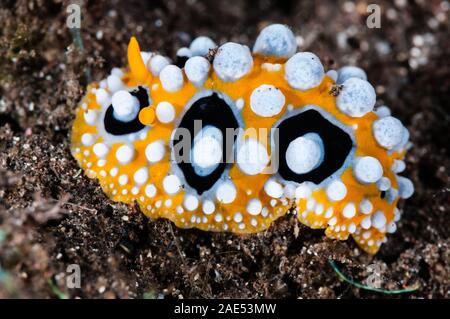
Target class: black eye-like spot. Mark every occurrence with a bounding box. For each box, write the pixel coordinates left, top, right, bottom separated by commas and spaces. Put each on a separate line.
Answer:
276, 109, 353, 184
104, 86, 149, 135
173, 93, 239, 195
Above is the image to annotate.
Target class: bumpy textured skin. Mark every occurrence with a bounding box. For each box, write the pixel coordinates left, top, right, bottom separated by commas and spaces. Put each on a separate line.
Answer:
71, 27, 413, 254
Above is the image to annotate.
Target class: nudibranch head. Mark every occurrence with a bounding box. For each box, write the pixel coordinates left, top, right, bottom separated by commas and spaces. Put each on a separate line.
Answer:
70, 24, 414, 254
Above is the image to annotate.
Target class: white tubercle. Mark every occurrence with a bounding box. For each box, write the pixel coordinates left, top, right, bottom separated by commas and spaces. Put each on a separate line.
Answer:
189, 36, 216, 56
375, 105, 391, 118
115, 144, 135, 165
253, 24, 297, 58
148, 55, 170, 76
373, 116, 404, 149
191, 126, 223, 177
247, 199, 262, 215
216, 180, 237, 204
372, 211, 387, 229
236, 138, 270, 175
155, 101, 175, 123
353, 156, 383, 184
264, 179, 284, 199
360, 198, 373, 214
342, 202, 356, 218
95, 88, 111, 108
176, 47, 192, 58
295, 183, 312, 199
145, 140, 165, 163
377, 177, 391, 191
140, 51, 153, 66
326, 180, 347, 201
133, 167, 148, 185
184, 194, 199, 211
213, 42, 253, 82
81, 133, 95, 146
184, 56, 210, 86
160, 65, 184, 92
93, 143, 109, 158
202, 200, 215, 215
391, 160, 406, 173
145, 184, 157, 198
112, 90, 140, 122
336, 78, 376, 117
285, 133, 323, 174
337, 66, 367, 84
326, 70, 338, 81
250, 84, 285, 117
84, 109, 98, 125
284, 52, 324, 91
162, 174, 182, 195
107, 74, 124, 92
397, 176, 414, 199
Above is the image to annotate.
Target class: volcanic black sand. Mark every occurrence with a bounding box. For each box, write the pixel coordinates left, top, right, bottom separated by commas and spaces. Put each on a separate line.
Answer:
0, 0, 449, 298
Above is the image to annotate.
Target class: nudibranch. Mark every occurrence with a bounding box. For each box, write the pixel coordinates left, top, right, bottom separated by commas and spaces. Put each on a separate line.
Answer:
71, 24, 414, 254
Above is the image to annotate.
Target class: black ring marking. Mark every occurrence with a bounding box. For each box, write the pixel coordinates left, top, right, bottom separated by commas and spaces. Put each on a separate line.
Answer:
173, 93, 239, 195
276, 109, 353, 184
104, 86, 149, 135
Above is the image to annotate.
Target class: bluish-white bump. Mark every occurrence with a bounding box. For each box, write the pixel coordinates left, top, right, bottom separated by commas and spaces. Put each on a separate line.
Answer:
111, 90, 140, 122
145, 140, 165, 163
342, 202, 356, 218
155, 101, 175, 123
326, 70, 338, 81
264, 179, 284, 199
326, 180, 347, 201
285, 133, 324, 174
391, 160, 406, 173
353, 156, 383, 184
176, 47, 192, 59
160, 65, 184, 92
295, 183, 312, 199
191, 126, 223, 177
236, 138, 269, 175
373, 116, 404, 149
215, 180, 237, 204
284, 52, 324, 91
116, 144, 135, 165
93, 143, 109, 158
148, 55, 170, 76
337, 66, 367, 84
336, 78, 376, 117
145, 184, 157, 198
107, 74, 125, 92
84, 109, 98, 125
81, 133, 95, 146
247, 199, 262, 216
397, 176, 414, 199
184, 194, 199, 211
189, 36, 216, 56
95, 88, 111, 108
375, 105, 391, 118
250, 84, 285, 117
377, 177, 391, 191
359, 198, 373, 214
134, 167, 149, 185
253, 24, 297, 58
184, 56, 210, 86
372, 211, 387, 229
213, 42, 253, 82
202, 200, 215, 215
162, 174, 182, 195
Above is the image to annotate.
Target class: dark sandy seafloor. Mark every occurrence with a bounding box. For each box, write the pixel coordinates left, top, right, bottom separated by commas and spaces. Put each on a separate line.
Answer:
0, 0, 449, 299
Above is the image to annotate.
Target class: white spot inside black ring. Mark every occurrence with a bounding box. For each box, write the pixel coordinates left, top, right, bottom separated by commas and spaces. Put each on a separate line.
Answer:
104, 86, 149, 135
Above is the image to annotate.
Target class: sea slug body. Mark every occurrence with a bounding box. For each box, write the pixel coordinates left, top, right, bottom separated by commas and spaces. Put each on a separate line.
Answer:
71, 24, 414, 254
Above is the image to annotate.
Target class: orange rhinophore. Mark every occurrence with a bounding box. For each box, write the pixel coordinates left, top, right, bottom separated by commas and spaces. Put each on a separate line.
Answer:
71, 24, 414, 254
